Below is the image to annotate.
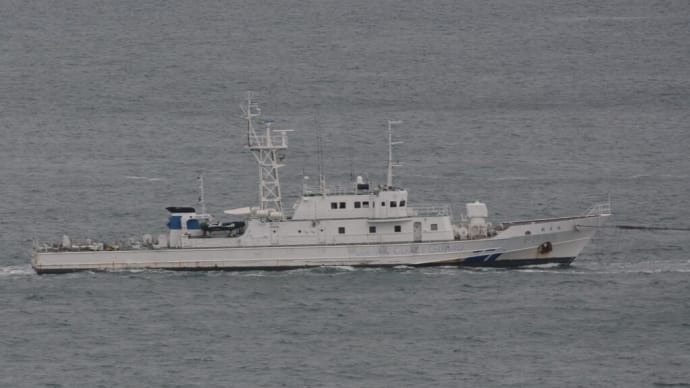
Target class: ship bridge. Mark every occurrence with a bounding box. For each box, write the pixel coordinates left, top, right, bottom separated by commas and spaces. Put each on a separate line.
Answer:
291, 185, 410, 220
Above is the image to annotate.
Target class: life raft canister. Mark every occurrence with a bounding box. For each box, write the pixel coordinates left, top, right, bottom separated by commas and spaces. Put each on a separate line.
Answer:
538, 241, 553, 254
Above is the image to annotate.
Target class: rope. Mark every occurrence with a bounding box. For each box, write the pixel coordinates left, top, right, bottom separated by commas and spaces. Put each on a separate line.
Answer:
578, 224, 690, 232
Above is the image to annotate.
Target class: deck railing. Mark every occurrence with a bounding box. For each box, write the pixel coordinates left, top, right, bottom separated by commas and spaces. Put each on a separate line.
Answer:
408, 204, 451, 217
585, 202, 612, 216
301, 184, 357, 196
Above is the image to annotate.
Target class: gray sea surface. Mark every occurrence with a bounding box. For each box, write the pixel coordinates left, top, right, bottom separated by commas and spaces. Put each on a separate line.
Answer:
2, 0, 689, 386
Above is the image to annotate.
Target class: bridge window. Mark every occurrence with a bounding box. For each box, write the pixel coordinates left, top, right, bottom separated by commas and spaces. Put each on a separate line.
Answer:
331, 202, 338, 209
168, 216, 182, 230
390, 201, 397, 207
381, 201, 386, 207
339, 202, 346, 209
400, 200, 406, 207
431, 224, 438, 231
362, 201, 369, 208
338, 227, 345, 234
394, 225, 402, 232
369, 226, 376, 233
354, 201, 361, 208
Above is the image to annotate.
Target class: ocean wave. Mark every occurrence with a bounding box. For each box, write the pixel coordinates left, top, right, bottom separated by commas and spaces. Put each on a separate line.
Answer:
514, 263, 565, 271
0, 264, 36, 277
490, 176, 532, 181
124, 175, 165, 182
554, 16, 650, 23
630, 173, 688, 180
533, 259, 690, 275
7, 261, 689, 278
306, 265, 357, 274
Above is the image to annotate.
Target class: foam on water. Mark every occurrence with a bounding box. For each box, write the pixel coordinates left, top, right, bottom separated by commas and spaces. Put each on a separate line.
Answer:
0, 264, 35, 277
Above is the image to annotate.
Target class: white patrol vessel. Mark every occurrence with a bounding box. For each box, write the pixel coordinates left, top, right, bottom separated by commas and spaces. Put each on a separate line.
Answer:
32, 94, 610, 273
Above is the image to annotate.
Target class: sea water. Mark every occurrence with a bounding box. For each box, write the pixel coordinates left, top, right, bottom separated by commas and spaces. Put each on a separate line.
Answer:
1, 0, 689, 386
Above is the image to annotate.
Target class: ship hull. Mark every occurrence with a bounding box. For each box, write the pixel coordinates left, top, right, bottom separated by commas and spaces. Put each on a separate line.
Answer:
32, 215, 607, 274
34, 257, 577, 274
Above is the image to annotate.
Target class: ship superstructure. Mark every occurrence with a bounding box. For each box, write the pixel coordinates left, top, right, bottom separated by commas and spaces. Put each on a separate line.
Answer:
32, 95, 610, 273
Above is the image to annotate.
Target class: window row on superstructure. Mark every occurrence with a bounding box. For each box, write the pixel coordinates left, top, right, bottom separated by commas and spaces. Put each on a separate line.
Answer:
330, 200, 407, 209
338, 224, 404, 234
334, 223, 438, 235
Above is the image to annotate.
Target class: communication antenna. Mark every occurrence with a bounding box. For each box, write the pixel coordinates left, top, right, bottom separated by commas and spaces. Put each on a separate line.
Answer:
198, 174, 207, 216
315, 119, 326, 195
386, 120, 403, 188
347, 126, 355, 181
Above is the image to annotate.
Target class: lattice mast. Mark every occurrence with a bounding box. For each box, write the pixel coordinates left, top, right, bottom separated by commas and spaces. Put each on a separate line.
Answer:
241, 92, 291, 217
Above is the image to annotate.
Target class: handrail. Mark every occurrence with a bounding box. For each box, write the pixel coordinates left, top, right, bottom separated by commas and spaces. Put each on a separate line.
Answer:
585, 202, 612, 216
408, 204, 451, 217
302, 184, 356, 196
248, 134, 288, 149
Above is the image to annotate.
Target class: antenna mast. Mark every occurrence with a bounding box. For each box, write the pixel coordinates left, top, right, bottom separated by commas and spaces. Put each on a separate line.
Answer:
317, 128, 326, 195
386, 120, 403, 188
241, 92, 291, 217
198, 174, 207, 215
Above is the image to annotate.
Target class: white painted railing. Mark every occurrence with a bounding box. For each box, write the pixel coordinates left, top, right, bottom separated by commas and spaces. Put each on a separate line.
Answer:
409, 204, 451, 217
585, 202, 612, 216
249, 134, 288, 149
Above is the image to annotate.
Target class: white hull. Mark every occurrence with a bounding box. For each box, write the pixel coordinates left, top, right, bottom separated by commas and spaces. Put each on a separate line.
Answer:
32, 214, 607, 273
